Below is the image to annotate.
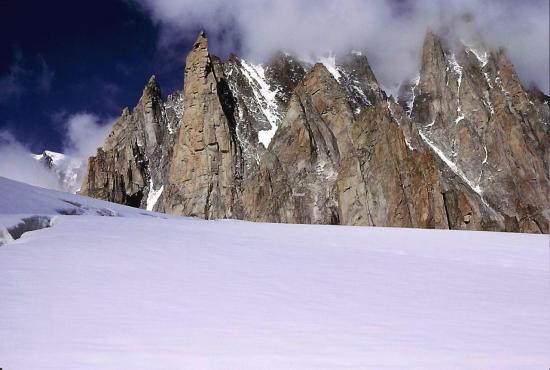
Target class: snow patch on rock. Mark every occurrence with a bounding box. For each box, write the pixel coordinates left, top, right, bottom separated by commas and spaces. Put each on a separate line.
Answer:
482, 146, 488, 165
239, 59, 283, 148
407, 74, 420, 116
466, 46, 489, 67
146, 178, 164, 212
448, 54, 465, 124
419, 131, 486, 204
318, 53, 341, 81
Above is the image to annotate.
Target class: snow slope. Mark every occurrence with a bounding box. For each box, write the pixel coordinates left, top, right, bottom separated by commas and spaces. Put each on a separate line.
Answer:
0, 177, 166, 245
0, 177, 549, 369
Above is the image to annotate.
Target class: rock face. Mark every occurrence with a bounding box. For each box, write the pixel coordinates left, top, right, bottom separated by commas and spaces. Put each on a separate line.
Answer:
411, 30, 549, 232
160, 33, 242, 219
80, 76, 182, 210
81, 30, 549, 233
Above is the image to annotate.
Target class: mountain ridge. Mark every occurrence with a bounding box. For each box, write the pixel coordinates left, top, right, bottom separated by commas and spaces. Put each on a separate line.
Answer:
79, 29, 549, 233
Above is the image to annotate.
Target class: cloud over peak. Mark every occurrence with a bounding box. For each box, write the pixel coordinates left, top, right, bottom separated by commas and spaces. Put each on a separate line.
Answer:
135, 0, 549, 94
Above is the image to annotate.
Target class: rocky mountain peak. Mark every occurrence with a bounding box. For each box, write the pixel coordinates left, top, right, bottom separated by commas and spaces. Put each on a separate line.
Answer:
187, 31, 210, 75
144, 74, 160, 92
195, 30, 207, 45
420, 28, 446, 77
410, 26, 549, 233
305, 62, 336, 86
81, 27, 549, 233
263, 52, 307, 104
147, 74, 157, 85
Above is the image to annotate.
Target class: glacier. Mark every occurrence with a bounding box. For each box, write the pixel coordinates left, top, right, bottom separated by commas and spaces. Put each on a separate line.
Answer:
0, 176, 548, 369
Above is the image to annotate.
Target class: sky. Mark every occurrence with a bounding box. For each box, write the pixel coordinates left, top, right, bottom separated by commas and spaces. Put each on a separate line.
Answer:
0, 0, 548, 157
0, 0, 198, 154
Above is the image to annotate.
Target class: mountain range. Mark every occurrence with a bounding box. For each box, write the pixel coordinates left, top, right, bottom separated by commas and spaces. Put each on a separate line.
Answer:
73, 27, 548, 233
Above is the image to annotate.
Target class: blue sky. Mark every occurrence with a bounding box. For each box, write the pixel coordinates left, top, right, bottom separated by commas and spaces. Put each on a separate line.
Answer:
1, 0, 548, 154
0, 0, 199, 153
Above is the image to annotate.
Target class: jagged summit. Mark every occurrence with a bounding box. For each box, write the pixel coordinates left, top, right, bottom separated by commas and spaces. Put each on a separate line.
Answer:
142, 74, 162, 100
196, 30, 207, 41
80, 28, 549, 233
146, 74, 159, 89
193, 30, 208, 51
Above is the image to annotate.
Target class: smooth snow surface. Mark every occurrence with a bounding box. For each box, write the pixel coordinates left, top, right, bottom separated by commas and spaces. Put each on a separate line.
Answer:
0, 177, 549, 370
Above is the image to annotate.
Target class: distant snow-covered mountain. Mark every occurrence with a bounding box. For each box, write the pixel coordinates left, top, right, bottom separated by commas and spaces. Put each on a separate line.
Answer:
32, 150, 86, 193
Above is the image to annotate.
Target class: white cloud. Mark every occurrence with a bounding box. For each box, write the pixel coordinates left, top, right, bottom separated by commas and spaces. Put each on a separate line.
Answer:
0, 113, 113, 192
63, 113, 114, 159
0, 131, 62, 190
135, 0, 549, 94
